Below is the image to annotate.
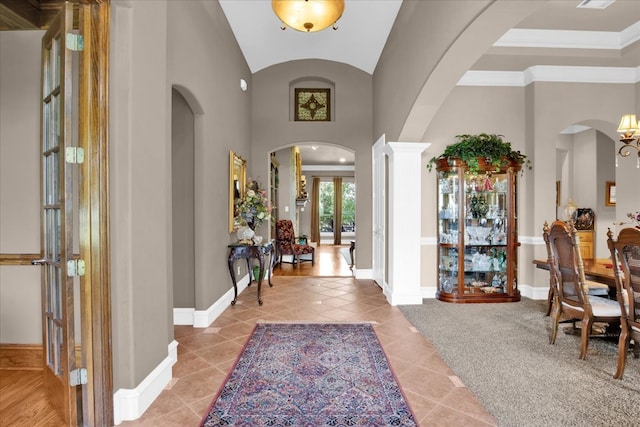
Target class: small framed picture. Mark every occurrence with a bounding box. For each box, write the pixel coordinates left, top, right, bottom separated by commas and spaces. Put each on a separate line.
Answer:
294, 88, 330, 121
605, 181, 616, 207
556, 181, 561, 206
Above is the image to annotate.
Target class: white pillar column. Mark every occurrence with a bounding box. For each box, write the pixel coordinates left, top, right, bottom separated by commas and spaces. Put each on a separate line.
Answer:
384, 142, 430, 305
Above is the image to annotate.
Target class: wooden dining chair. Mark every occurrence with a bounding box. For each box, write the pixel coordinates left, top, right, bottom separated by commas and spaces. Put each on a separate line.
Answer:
543, 221, 621, 359
607, 227, 640, 379
543, 224, 609, 316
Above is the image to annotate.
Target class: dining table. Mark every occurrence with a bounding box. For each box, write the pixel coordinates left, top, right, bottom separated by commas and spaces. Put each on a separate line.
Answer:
533, 258, 617, 297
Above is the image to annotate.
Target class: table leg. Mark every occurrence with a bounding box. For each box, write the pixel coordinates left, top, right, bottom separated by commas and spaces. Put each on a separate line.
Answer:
349, 241, 355, 268
267, 245, 274, 288
227, 258, 238, 305
256, 254, 265, 305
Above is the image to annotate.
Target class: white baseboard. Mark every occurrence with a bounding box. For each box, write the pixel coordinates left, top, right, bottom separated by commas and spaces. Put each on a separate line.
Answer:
113, 340, 178, 425
354, 268, 372, 279
172, 273, 250, 328
421, 286, 437, 299
519, 284, 548, 300
173, 308, 195, 325
115, 276, 253, 424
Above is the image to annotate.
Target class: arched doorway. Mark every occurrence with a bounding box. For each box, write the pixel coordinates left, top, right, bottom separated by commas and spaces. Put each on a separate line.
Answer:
269, 142, 355, 277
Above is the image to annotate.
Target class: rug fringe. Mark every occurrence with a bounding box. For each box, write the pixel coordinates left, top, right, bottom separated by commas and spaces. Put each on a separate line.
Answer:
255, 320, 378, 325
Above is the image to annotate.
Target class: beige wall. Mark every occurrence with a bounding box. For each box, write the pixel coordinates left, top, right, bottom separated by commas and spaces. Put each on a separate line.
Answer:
109, 0, 252, 389
0, 30, 44, 344
171, 89, 195, 308
251, 60, 373, 267
373, 0, 543, 143
417, 81, 639, 293
1, 0, 638, 407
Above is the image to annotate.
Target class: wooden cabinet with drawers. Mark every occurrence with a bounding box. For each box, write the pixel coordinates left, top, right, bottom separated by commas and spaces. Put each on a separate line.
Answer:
575, 230, 594, 260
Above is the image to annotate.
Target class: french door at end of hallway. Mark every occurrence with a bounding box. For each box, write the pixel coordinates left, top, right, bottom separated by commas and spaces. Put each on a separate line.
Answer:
37, 3, 81, 425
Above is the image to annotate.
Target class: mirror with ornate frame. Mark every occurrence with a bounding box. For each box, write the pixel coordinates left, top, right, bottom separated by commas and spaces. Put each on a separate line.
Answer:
229, 151, 247, 232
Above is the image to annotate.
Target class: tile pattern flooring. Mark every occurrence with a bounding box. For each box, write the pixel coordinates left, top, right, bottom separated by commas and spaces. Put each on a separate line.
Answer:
120, 276, 497, 426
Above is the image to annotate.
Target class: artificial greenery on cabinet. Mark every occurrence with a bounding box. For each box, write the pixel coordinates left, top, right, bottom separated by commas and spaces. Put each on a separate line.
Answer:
427, 133, 531, 175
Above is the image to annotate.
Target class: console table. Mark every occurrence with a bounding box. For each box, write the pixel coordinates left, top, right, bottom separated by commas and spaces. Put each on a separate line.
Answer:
227, 240, 275, 305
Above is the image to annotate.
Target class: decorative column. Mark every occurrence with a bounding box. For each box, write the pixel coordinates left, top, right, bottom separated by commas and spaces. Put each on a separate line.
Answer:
384, 142, 430, 305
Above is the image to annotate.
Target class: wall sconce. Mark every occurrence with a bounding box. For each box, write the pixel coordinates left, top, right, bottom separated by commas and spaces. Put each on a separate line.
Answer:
272, 0, 344, 32
616, 113, 640, 168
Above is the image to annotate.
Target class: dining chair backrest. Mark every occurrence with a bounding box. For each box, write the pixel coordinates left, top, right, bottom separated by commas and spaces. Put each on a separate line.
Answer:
543, 220, 590, 310
606, 226, 640, 378
607, 227, 640, 318
543, 220, 622, 360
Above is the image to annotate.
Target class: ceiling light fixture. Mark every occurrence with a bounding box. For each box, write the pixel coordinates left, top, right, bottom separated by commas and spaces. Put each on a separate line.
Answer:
272, 0, 345, 33
616, 113, 640, 168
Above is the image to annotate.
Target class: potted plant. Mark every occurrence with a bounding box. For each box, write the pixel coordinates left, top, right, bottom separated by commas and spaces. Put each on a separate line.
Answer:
427, 133, 531, 174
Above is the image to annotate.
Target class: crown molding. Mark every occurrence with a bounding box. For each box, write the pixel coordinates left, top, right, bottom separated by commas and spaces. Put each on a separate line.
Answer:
458, 65, 640, 87
494, 21, 640, 50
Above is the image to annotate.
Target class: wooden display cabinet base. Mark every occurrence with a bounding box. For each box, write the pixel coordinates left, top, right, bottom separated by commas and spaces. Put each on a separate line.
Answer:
436, 290, 521, 303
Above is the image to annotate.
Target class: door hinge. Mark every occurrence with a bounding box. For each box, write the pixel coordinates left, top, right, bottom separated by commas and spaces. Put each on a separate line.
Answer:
66, 33, 84, 51
65, 147, 84, 164
70, 368, 87, 386
67, 259, 85, 277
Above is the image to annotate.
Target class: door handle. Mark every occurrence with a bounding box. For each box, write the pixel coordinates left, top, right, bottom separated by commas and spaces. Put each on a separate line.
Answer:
31, 258, 48, 265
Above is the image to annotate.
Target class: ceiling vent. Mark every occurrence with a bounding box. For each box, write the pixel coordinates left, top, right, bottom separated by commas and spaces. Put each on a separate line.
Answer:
576, 0, 616, 9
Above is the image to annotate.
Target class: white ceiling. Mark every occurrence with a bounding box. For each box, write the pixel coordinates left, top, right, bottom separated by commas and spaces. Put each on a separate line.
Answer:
218, 0, 402, 74
219, 0, 640, 165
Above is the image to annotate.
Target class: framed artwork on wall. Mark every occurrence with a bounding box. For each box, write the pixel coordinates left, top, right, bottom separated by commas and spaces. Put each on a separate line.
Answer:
295, 88, 330, 121
229, 151, 247, 232
605, 181, 616, 207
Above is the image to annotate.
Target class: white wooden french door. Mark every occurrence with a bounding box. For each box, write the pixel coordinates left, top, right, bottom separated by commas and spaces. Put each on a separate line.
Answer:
372, 135, 386, 289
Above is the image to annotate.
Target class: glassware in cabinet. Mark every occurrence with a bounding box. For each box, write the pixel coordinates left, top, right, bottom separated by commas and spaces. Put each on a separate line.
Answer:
435, 158, 520, 303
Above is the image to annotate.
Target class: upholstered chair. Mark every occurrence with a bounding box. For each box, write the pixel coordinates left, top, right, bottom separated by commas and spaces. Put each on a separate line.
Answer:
275, 219, 315, 267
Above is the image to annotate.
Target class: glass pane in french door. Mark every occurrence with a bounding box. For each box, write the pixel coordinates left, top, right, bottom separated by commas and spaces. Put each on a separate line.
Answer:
40, 3, 79, 424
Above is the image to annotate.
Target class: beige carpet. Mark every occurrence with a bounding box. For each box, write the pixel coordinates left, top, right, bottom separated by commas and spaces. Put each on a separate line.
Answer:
399, 298, 640, 426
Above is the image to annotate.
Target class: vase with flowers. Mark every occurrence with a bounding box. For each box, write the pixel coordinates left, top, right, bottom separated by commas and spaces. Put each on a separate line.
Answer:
235, 179, 272, 244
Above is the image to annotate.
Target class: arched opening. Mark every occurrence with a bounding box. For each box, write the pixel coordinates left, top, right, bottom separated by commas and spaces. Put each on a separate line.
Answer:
171, 88, 196, 312
269, 141, 355, 277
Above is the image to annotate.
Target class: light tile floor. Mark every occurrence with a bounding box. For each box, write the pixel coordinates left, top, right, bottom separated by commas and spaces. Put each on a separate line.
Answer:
120, 277, 497, 426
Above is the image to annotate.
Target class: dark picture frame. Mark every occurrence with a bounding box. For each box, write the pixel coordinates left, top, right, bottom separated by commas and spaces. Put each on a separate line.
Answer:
295, 88, 330, 121
605, 181, 616, 207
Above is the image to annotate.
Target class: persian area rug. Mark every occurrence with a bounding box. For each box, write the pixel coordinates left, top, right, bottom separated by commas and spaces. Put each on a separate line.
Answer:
200, 323, 417, 426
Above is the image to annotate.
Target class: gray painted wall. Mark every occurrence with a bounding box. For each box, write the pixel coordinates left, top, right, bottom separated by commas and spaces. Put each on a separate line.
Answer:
108, 0, 252, 388
1, 0, 638, 405
172, 89, 196, 308
0, 30, 44, 344
250, 60, 373, 267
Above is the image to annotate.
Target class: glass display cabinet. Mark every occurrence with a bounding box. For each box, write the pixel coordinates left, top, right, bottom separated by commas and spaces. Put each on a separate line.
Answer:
435, 158, 521, 303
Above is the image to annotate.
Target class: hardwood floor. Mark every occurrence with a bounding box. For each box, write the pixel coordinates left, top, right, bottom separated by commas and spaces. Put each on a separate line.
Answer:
272, 243, 353, 277
0, 369, 65, 426
0, 244, 352, 426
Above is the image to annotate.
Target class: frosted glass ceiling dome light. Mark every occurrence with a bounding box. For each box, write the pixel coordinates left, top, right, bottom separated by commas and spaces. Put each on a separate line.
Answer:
272, 0, 345, 32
